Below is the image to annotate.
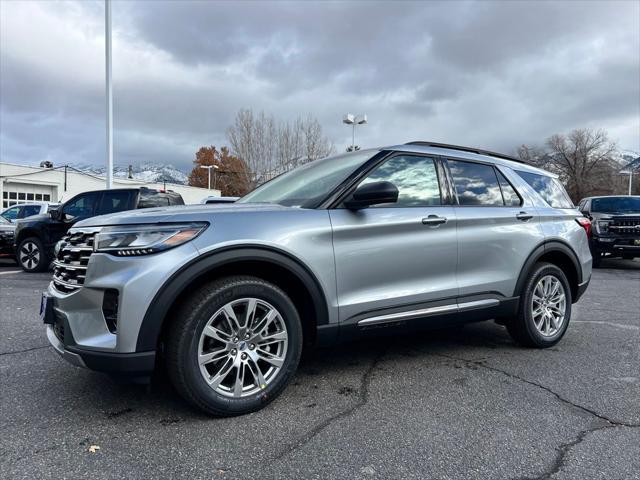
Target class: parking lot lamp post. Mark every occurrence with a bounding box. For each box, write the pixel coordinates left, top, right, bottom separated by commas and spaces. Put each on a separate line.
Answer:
105, 0, 113, 189
343, 114, 367, 151
200, 165, 213, 190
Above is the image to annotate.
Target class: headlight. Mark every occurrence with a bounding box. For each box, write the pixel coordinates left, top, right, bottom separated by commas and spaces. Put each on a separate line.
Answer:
94, 223, 207, 256
595, 220, 610, 234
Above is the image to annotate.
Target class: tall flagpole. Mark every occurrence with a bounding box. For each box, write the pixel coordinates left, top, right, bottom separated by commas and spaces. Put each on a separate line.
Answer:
105, 0, 113, 189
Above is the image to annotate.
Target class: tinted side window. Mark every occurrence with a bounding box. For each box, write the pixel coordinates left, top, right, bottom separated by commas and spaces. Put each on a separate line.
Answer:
63, 193, 98, 220
2, 206, 21, 220
357, 155, 442, 207
516, 171, 573, 209
448, 160, 503, 206
21, 205, 42, 218
99, 191, 131, 215
138, 196, 170, 208
496, 171, 522, 207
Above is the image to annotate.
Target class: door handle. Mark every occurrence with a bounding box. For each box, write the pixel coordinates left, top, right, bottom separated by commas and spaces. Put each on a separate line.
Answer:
422, 215, 447, 226
516, 211, 533, 221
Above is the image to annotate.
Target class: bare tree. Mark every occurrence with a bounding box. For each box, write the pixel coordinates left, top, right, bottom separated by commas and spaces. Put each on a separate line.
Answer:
518, 128, 619, 201
227, 109, 334, 186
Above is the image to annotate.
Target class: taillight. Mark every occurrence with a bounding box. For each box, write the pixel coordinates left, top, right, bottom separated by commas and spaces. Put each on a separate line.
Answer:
575, 217, 592, 238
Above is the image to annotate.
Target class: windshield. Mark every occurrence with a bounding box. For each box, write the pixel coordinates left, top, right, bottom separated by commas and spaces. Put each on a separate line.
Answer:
238, 149, 379, 207
592, 196, 640, 213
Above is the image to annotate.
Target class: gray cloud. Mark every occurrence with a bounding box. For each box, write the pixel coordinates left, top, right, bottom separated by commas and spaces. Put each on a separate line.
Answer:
1, 0, 638, 172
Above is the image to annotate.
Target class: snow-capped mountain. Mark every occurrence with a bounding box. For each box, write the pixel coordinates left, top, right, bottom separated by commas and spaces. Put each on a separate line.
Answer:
71, 163, 189, 185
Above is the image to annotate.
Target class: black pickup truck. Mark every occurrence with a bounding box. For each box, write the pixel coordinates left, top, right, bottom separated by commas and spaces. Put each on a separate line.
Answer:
578, 195, 640, 267
14, 187, 184, 272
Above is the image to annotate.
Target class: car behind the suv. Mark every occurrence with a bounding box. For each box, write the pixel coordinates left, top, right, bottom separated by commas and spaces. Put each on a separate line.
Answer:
578, 195, 640, 266
41, 142, 592, 416
1, 202, 51, 223
15, 187, 183, 272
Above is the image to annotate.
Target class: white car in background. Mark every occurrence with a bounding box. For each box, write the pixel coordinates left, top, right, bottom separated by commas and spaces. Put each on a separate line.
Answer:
200, 196, 239, 205
1, 202, 53, 223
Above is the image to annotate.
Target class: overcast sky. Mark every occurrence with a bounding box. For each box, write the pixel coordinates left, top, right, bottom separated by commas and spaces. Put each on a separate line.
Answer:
1, 0, 638, 171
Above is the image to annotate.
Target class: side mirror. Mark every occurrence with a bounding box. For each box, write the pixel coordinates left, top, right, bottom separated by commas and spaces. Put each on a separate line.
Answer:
344, 181, 399, 210
49, 207, 62, 221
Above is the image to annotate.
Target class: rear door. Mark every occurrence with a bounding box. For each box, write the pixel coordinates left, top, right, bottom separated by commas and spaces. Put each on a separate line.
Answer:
446, 159, 545, 299
329, 153, 458, 324
97, 190, 135, 215
20, 205, 42, 219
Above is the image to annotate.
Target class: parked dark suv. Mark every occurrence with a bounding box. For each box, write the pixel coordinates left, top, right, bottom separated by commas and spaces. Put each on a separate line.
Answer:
578, 195, 640, 266
15, 187, 184, 272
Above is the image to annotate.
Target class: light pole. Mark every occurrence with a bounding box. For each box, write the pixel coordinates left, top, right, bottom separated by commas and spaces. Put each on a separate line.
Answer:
105, 0, 113, 189
343, 114, 367, 151
620, 170, 633, 195
200, 165, 219, 190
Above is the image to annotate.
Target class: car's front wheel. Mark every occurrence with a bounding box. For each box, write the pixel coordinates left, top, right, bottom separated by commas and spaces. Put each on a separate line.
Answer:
17, 237, 48, 272
165, 276, 302, 416
507, 262, 572, 348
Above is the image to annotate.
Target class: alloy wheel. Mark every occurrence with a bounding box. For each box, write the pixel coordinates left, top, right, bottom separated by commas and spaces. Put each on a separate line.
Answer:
531, 275, 566, 337
197, 298, 288, 398
20, 241, 40, 270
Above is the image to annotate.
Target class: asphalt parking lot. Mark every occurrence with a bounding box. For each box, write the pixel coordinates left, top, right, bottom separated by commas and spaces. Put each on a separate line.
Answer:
1, 258, 638, 479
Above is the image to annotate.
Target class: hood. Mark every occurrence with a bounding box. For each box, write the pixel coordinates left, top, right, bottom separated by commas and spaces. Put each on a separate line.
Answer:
590, 212, 640, 221
75, 203, 293, 227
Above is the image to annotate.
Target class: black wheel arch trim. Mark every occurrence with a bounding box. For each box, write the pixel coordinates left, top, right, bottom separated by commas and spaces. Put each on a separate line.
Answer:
514, 240, 584, 301
135, 245, 330, 352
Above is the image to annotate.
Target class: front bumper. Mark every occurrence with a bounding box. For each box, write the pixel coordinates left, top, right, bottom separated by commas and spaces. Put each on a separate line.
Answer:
591, 236, 640, 256
46, 313, 156, 376
0, 235, 15, 255
47, 325, 155, 375
43, 241, 200, 375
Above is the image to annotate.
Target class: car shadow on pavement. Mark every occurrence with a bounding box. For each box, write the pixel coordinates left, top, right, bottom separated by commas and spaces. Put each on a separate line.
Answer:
595, 257, 640, 270
75, 321, 513, 421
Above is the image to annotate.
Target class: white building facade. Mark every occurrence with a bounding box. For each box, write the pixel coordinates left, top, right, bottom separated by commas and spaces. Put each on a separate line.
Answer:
0, 162, 219, 208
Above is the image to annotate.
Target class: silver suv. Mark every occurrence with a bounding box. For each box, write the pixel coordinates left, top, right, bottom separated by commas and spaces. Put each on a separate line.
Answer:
41, 142, 592, 416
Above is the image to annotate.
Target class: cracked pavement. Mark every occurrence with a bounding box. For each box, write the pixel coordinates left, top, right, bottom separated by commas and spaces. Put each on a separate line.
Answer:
1, 258, 638, 479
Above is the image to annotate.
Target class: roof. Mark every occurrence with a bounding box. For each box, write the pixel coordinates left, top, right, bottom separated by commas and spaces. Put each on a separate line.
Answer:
580, 195, 640, 201
385, 142, 553, 176
405, 141, 523, 163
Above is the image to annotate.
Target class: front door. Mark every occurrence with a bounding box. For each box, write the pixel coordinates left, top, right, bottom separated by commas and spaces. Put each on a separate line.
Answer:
329, 154, 458, 324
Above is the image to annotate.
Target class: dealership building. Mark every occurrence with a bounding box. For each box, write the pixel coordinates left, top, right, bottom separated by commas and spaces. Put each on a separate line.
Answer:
0, 162, 218, 208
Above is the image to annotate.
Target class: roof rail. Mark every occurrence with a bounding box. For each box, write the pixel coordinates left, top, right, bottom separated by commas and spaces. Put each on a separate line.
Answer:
405, 141, 524, 164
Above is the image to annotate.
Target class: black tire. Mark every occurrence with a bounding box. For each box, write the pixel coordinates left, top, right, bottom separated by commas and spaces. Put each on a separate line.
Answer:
507, 262, 572, 348
165, 275, 303, 416
17, 237, 49, 272
592, 252, 602, 268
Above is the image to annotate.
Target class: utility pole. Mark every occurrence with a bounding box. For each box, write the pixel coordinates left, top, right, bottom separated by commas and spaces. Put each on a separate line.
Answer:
105, 0, 113, 189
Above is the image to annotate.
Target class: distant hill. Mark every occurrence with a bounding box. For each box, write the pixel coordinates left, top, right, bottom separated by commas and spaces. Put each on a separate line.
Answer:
72, 163, 189, 185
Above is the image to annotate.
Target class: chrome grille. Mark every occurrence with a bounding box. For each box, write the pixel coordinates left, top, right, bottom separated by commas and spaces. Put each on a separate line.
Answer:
52, 229, 98, 293
608, 217, 640, 235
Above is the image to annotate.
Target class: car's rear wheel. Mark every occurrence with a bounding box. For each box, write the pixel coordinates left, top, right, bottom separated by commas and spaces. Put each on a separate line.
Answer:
18, 237, 48, 272
507, 262, 572, 348
165, 276, 302, 416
